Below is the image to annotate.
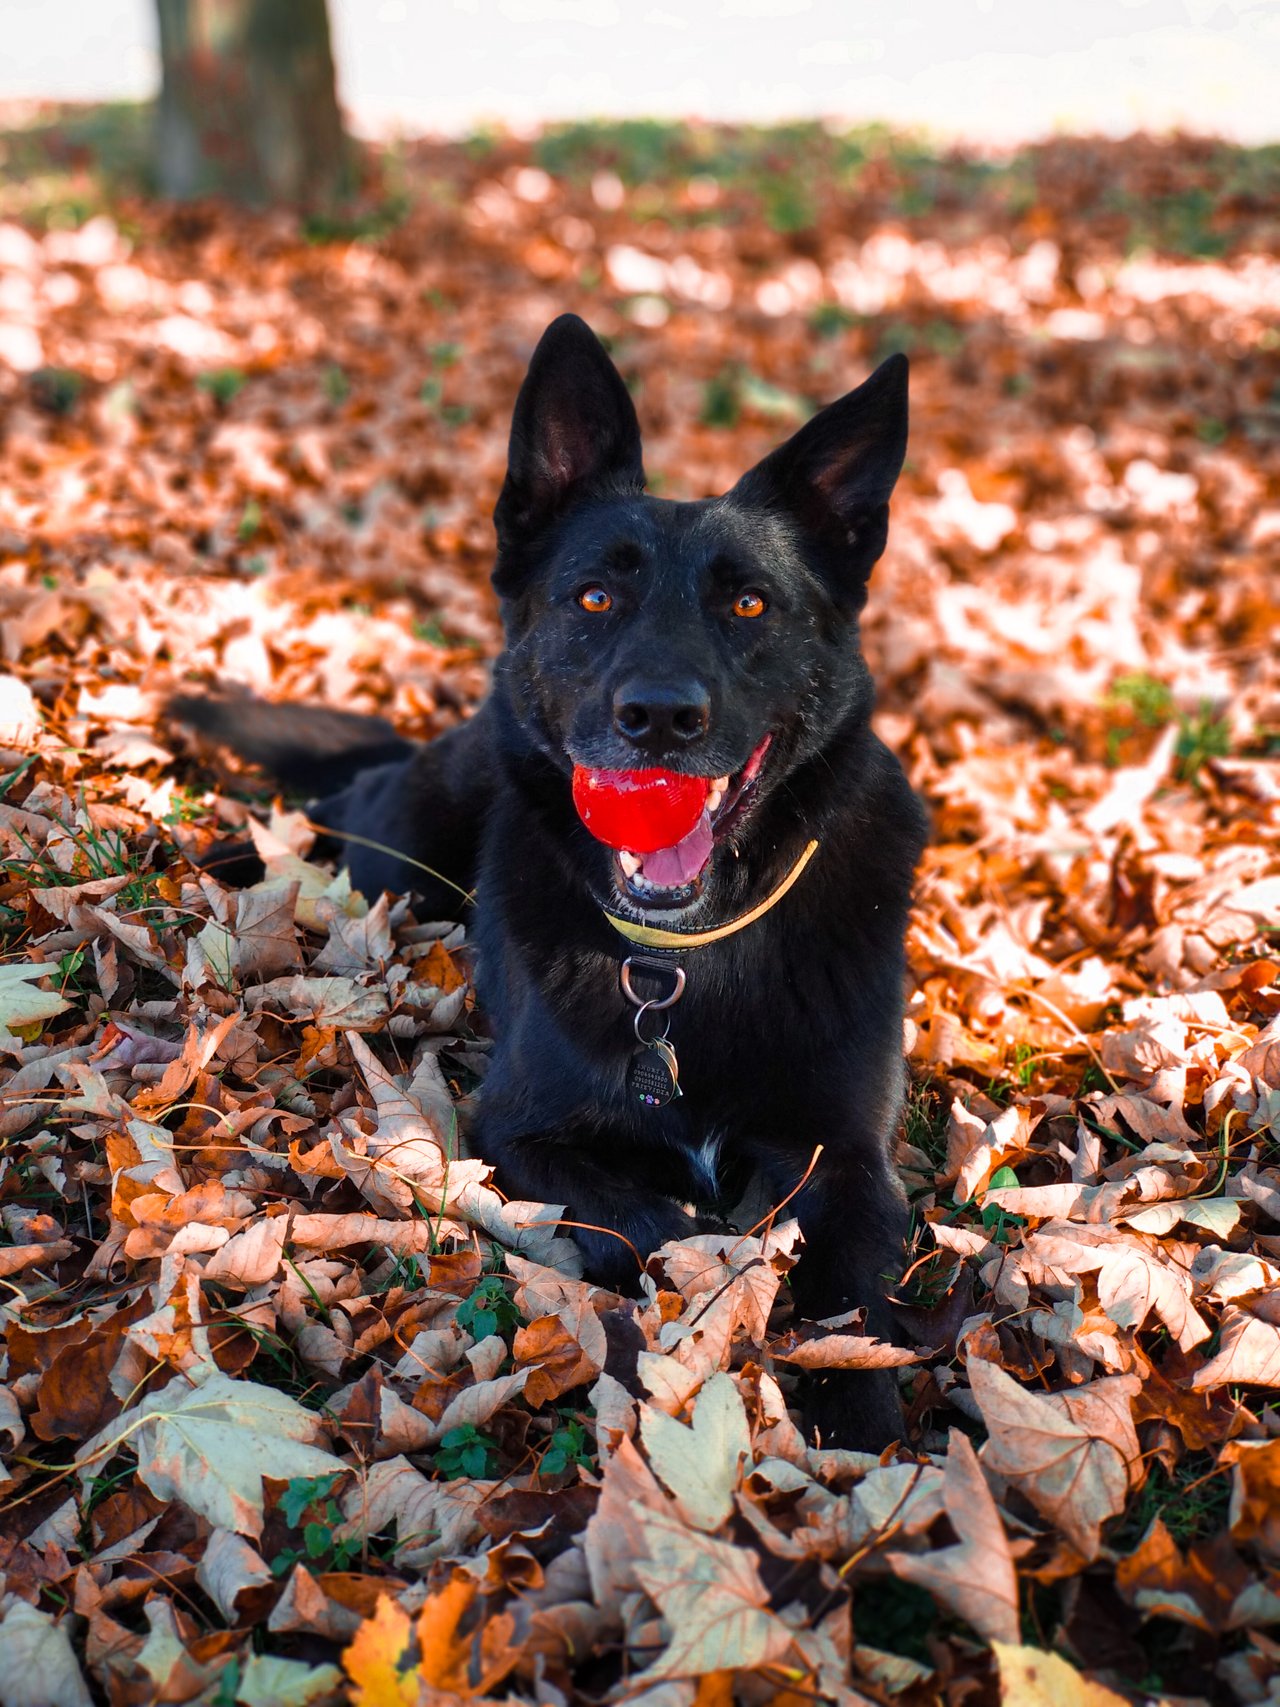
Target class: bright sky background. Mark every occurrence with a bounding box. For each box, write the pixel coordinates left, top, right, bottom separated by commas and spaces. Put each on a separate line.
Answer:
2, 0, 1277, 145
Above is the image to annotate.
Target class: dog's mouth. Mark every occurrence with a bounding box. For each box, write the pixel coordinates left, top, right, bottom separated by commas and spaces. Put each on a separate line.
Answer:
587, 736, 772, 909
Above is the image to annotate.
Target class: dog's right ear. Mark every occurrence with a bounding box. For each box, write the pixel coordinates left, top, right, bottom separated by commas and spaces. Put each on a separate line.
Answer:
493, 315, 644, 561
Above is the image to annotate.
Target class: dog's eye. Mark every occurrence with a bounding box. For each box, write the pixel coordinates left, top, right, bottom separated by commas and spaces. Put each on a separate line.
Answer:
578, 586, 613, 614
732, 590, 768, 619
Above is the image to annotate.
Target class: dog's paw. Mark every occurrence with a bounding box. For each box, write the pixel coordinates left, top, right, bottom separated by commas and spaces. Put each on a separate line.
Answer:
692, 1209, 738, 1238
801, 1367, 906, 1454
571, 1200, 702, 1293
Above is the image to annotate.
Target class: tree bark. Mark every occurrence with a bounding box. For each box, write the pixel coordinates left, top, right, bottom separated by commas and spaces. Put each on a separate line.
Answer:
155, 0, 346, 205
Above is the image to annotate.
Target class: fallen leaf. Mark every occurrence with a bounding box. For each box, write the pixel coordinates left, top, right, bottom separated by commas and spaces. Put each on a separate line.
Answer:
79, 1366, 346, 1538
196, 1528, 274, 1622
0, 1602, 93, 1707
0, 962, 72, 1045
1223, 1437, 1280, 1554
415, 1572, 519, 1696
639, 1371, 751, 1532
771, 1333, 924, 1369
1191, 1304, 1280, 1390
235, 1654, 345, 1707
969, 1358, 1140, 1563
633, 1503, 796, 1682
341, 1595, 418, 1707
513, 1313, 601, 1408
991, 1641, 1131, 1706
968, 1359, 1142, 1559
885, 1428, 1020, 1644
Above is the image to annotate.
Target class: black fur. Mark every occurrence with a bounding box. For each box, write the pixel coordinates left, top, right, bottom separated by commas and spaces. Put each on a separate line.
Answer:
173, 315, 927, 1448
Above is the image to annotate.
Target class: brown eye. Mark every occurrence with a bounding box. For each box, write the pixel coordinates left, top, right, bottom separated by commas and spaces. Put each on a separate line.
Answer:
733, 590, 767, 619
578, 586, 613, 614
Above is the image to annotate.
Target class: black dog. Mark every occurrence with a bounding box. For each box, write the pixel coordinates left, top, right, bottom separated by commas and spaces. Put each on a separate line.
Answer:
176, 315, 926, 1448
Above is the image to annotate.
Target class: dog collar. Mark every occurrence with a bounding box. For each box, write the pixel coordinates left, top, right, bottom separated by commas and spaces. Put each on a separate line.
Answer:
601, 838, 820, 950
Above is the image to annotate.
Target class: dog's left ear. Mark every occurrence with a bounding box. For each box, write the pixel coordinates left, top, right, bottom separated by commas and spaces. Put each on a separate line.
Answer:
733, 353, 908, 571
494, 314, 645, 555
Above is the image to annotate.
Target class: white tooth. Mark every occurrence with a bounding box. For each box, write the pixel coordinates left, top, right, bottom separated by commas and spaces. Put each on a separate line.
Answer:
706, 786, 724, 814
619, 851, 641, 878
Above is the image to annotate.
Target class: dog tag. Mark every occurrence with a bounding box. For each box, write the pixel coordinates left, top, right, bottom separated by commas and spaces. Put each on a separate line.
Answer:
629, 1035, 681, 1108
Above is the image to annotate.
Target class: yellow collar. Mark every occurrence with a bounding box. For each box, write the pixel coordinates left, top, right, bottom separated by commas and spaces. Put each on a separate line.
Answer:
602, 839, 820, 950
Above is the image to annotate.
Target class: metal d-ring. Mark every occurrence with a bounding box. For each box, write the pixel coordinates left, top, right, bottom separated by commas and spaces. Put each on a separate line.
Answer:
620, 958, 686, 1010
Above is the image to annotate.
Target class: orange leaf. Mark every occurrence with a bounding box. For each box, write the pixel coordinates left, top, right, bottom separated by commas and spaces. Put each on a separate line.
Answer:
342, 1595, 418, 1707
513, 1313, 599, 1408
415, 1572, 520, 1696
419, 940, 465, 994
1223, 1438, 1280, 1555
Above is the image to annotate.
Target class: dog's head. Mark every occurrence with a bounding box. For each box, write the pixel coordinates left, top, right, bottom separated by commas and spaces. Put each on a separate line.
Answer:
491, 313, 908, 917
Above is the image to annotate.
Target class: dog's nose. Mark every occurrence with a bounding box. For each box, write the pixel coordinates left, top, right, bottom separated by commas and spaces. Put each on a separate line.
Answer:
612, 679, 710, 749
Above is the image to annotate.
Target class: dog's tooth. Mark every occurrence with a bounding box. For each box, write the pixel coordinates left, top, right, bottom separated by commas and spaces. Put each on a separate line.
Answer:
706, 786, 724, 814
619, 851, 641, 878
713, 775, 730, 791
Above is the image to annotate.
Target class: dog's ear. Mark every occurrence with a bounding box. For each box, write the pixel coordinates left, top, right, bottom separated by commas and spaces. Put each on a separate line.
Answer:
494, 315, 644, 554
732, 353, 908, 573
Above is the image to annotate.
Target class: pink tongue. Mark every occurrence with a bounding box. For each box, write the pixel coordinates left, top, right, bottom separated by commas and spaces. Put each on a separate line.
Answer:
638, 809, 714, 889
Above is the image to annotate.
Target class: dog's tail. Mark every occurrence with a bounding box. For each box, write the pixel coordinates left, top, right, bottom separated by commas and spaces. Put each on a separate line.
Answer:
168, 694, 416, 796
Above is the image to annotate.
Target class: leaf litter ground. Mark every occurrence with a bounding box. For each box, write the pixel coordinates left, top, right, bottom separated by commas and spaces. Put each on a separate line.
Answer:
0, 117, 1278, 1706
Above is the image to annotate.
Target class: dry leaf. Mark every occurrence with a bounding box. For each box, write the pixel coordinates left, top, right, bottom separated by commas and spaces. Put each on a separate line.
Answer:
341, 1596, 418, 1707
991, 1641, 1131, 1706
968, 1359, 1142, 1560
771, 1333, 924, 1369
633, 1503, 796, 1682
1191, 1304, 1280, 1390
79, 1366, 345, 1539
885, 1428, 1019, 1644
0, 963, 72, 1045
639, 1371, 751, 1532
0, 1602, 93, 1707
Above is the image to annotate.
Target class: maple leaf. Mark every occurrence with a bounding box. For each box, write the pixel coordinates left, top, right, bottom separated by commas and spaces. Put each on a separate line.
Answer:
0, 962, 71, 1046
232, 878, 305, 977
771, 1332, 924, 1369
990, 1642, 1131, 1706
513, 1312, 601, 1407
1223, 1437, 1280, 1554
0, 1602, 93, 1707
339, 1457, 494, 1568
414, 1574, 518, 1696
584, 1433, 682, 1618
236, 1654, 345, 1707
248, 974, 389, 1029
968, 1358, 1142, 1560
654, 1226, 798, 1379
196, 1528, 275, 1623
342, 1596, 419, 1707
342, 1580, 518, 1704
1114, 1518, 1280, 1633
633, 1503, 796, 1682
78, 1366, 346, 1539
885, 1428, 1020, 1644
1191, 1302, 1280, 1390
639, 1371, 751, 1531
1024, 1221, 1209, 1351
202, 1215, 288, 1288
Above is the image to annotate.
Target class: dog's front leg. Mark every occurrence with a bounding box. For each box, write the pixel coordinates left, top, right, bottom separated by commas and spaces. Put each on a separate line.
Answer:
773, 1149, 909, 1451
482, 1126, 703, 1294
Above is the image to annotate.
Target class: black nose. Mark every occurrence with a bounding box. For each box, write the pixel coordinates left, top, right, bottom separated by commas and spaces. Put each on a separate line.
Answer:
612, 678, 710, 750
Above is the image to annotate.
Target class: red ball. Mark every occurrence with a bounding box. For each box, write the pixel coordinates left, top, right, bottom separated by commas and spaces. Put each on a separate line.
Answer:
572, 766, 707, 853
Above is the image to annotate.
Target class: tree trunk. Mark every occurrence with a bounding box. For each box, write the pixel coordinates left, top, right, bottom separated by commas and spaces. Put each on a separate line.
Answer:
155, 0, 346, 205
